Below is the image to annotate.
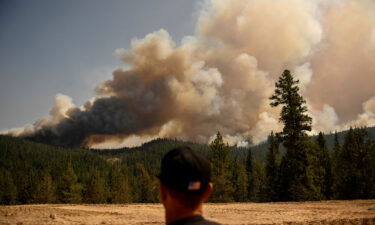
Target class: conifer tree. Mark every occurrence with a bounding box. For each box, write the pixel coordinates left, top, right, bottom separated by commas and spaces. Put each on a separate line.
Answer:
265, 132, 280, 201
366, 140, 375, 198
270, 70, 312, 147
334, 128, 370, 199
316, 132, 333, 199
245, 148, 254, 201
333, 131, 341, 158
32, 171, 56, 203
332, 131, 341, 199
134, 163, 157, 203
85, 169, 107, 203
0, 169, 18, 205
362, 136, 375, 198
16, 169, 37, 204
270, 70, 313, 201
232, 158, 248, 202
307, 141, 324, 200
252, 160, 266, 202
335, 128, 356, 199
209, 132, 234, 202
113, 175, 132, 203
108, 166, 132, 203
58, 162, 83, 203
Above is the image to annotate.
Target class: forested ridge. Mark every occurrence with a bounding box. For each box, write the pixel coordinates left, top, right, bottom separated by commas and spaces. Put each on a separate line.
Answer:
1, 126, 374, 205
1, 70, 375, 205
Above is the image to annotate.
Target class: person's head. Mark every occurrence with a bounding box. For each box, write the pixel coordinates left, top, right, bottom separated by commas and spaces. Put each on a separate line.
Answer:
158, 146, 213, 211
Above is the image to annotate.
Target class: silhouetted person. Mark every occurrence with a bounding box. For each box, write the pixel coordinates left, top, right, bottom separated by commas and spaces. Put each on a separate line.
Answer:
158, 146, 221, 225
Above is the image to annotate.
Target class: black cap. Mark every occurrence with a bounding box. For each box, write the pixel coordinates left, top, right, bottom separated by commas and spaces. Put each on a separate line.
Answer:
158, 146, 211, 193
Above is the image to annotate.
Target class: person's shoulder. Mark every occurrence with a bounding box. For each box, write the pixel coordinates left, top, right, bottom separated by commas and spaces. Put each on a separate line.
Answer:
200, 218, 221, 225
168, 216, 221, 225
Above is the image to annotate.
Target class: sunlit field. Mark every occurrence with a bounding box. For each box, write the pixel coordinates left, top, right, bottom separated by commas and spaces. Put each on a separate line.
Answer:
1, 200, 375, 225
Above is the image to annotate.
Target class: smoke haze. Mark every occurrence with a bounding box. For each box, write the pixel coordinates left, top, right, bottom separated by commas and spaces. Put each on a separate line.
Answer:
4, 0, 375, 148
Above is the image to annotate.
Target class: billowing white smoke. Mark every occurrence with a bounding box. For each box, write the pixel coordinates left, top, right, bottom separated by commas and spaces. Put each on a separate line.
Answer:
345, 97, 375, 129
4, 0, 375, 148
4, 94, 75, 137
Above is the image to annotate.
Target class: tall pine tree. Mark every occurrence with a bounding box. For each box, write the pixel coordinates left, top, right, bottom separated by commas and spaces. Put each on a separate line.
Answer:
265, 132, 280, 201
334, 128, 374, 199
246, 148, 254, 201
0, 169, 18, 205
85, 169, 107, 203
209, 132, 234, 202
316, 132, 333, 199
32, 171, 56, 203
134, 163, 158, 203
333, 131, 341, 158
332, 131, 341, 198
231, 158, 248, 202
108, 165, 132, 203
252, 160, 266, 202
270, 70, 313, 201
366, 139, 375, 198
57, 161, 83, 203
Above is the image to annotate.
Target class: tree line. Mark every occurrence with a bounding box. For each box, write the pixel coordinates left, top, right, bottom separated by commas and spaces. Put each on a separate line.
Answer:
1, 70, 374, 204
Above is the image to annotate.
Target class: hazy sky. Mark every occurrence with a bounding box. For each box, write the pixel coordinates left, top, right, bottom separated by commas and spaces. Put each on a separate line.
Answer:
0, 0, 200, 130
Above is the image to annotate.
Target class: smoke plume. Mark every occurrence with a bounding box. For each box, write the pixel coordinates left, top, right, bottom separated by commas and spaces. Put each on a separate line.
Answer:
4, 0, 375, 148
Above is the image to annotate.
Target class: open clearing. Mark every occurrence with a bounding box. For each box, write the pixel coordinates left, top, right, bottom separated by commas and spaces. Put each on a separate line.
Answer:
1, 200, 375, 225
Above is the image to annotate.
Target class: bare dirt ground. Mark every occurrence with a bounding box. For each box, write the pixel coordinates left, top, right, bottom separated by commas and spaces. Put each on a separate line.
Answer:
1, 200, 375, 225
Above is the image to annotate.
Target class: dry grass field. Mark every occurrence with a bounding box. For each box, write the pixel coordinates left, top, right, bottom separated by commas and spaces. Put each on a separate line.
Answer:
1, 200, 375, 225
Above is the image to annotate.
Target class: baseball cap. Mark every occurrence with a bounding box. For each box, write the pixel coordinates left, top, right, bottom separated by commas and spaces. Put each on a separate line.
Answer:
158, 146, 211, 193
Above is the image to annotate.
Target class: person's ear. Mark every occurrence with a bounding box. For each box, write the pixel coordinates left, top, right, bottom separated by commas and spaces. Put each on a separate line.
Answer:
202, 182, 213, 201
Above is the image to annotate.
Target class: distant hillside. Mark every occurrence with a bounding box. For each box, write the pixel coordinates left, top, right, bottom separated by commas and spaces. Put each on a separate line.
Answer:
0, 135, 113, 204
1, 126, 374, 204
91, 126, 375, 163
244, 126, 375, 159
317, 126, 375, 150
91, 137, 266, 162
2, 126, 374, 164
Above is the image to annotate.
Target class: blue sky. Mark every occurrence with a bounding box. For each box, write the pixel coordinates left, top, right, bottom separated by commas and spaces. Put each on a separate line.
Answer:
0, 0, 200, 130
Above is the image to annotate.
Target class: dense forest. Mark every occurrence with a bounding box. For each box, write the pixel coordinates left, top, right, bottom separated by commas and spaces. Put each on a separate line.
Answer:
1, 70, 375, 204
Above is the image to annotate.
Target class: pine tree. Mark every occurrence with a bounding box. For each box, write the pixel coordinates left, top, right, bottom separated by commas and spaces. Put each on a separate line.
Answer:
316, 132, 333, 199
270, 70, 313, 201
334, 128, 355, 199
32, 171, 56, 203
362, 136, 375, 198
245, 148, 254, 201
232, 158, 248, 202
270, 70, 312, 147
85, 169, 107, 203
134, 163, 157, 203
333, 131, 341, 158
334, 128, 371, 199
113, 175, 132, 203
332, 131, 341, 199
16, 168, 38, 204
308, 140, 324, 200
252, 160, 266, 202
0, 169, 18, 205
366, 140, 375, 198
209, 132, 234, 202
58, 162, 83, 203
265, 132, 280, 201
108, 166, 132, 203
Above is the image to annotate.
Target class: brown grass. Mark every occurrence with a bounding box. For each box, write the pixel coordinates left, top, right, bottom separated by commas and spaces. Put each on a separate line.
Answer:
0, 200, 374, 225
